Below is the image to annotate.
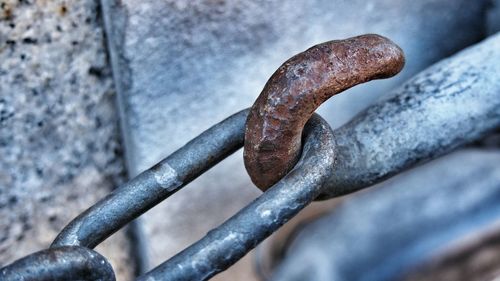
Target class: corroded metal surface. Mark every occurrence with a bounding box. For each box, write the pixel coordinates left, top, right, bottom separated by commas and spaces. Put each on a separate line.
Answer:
100, 1, 488, 275
46, 33, 500, 280
244, 34, 404, 189
0, 246, 115, 281
2, 1, 499, 280
322, 32, 500, 198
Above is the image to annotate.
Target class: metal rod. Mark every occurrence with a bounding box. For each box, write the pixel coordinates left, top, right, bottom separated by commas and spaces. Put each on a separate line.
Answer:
43, 33, 500, 281
52, 109, 248, 248
137, 34, 500, 280
321, 32, 500, 198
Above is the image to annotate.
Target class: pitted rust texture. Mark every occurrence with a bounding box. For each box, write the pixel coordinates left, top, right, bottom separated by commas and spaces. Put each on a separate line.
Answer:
244, 34, 405, 190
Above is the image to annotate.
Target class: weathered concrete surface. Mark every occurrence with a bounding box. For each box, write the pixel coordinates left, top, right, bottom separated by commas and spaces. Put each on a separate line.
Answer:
272, 149, 500, 281
0, 1, 133, 279
101, 0, 489, 278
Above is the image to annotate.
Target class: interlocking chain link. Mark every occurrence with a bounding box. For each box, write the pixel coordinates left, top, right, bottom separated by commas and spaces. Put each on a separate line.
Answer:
2, 33, 500, 280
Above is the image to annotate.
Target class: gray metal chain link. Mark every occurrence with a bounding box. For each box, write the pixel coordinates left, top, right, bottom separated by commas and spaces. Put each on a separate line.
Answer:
1, 32, 500, 281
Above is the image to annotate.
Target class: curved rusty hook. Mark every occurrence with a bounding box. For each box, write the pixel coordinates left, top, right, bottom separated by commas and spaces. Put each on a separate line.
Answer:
244, 34, 405, 190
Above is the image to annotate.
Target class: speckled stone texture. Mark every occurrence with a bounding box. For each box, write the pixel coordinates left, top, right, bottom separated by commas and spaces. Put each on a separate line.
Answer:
0, 0, 134, 279
101, 0, 489, 279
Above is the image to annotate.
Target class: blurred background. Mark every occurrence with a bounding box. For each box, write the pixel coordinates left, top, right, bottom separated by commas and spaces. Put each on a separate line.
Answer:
1, 0, 499, 280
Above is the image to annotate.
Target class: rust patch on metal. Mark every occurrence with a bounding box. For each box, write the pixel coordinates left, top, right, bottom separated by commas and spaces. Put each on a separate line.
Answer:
244, 34, 405, 190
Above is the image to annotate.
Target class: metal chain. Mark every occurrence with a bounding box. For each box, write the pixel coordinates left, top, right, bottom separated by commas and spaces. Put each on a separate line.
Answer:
1, 33, 499, 281
1, 246, 115, 281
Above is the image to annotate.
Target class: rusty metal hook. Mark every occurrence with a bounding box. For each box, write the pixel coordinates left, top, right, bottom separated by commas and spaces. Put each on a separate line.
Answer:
244, 34, 405, 190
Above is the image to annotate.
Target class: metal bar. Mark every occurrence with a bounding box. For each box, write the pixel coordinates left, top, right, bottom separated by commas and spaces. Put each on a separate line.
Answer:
46, 33, 500, 281
137, 34, 500, 280
137, 114, 336, 281
52, 109, 248, 248
0, 246, 115, 281
321, 32, 500, 198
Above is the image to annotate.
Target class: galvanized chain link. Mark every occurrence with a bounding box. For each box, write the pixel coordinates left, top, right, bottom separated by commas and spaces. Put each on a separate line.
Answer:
1, 246, 115, 281
1, 33, 499, 281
